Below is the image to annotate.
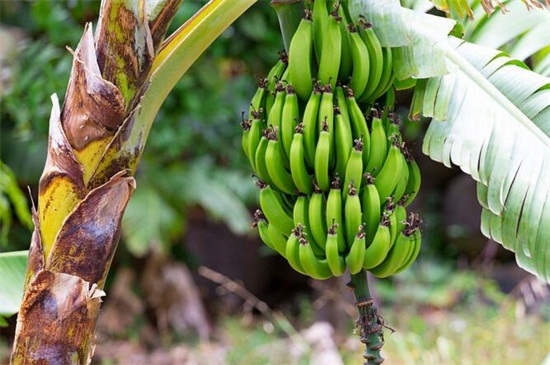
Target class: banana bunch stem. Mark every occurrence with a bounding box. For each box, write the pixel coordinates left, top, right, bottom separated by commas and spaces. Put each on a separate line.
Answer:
271, 0, 304, 52
350, 270, 385, 365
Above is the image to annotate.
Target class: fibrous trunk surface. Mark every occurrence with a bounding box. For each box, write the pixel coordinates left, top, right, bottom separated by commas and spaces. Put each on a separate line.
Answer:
10, 1, 182, 363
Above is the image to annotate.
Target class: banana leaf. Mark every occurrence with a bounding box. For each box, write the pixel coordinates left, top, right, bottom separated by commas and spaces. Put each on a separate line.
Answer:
0, 251, 28, 323
463, 0, 550, 76
421, 38, 550, 280
352, 0, 550, 280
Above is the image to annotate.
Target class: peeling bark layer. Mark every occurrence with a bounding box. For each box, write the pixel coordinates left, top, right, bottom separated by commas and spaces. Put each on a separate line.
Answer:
10, 271, 104, 364
47, 172, 135, 288
38, 94, 86, 259
63, 24, 125, 151
95, 0, 154, 107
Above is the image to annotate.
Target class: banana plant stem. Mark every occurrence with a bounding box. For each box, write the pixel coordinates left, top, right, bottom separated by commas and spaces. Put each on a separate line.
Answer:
349, 270, 385, 365
271, 0, 303, 52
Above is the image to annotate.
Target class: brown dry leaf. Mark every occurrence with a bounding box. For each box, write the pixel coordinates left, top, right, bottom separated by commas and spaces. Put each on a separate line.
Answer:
47, 171, 135, 288
11, 271, 104, 364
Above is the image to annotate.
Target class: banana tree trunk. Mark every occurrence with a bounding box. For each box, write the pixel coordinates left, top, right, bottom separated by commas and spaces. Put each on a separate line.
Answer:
10, 0, 182, 363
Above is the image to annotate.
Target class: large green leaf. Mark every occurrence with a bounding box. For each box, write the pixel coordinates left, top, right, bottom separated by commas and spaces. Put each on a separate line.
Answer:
180, 160, 253, 236
463, 0, 550, 76
421, 38, 550, 280
0, 250, 28, 322
355, 0, 550, 280
350, 0, 456, 79
0, 161, 33, 246
399, 0, 550, 76
121, 184, 182, 257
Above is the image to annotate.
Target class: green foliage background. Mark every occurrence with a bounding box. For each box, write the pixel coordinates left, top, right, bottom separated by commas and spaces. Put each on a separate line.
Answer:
0, 0, 284, 256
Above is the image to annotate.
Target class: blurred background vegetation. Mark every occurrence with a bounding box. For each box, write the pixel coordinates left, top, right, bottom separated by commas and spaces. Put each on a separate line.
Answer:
0, 1, 548, 364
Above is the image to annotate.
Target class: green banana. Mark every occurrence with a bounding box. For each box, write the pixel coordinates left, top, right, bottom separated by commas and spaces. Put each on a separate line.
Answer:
325, 224, 347, 276
326, 177, 346, 252
365, 46, 395, 103
318, 85, 334, 132
338, 6, 352, 82
267, 221, 289, 257
280, 62, 290, 82
288, 10, 314, 100
265, 130, 298, 195
280, 85, 300, 163
397, 232, 416, 270
369, 227, 413, 278
357, 18, 383, 101
246, 116, 264, 172
292, 194, 308, 227
380, 108, 391, 133
266, 52, 287, 88
335, 86, 351, 126
386, 113, 402, 147
317, 7, 341, 89
312, 0, 328, 61
249, 78, 268, 120
344, 182, 362, 248
347, 23, 370, 99
394, 225, 422, 274
365, 112, 388, 176
363, 214, 392, 269
382, 85, 396, 108
265, 52, 288, 115
309, 183, 328, 250
394, 202, 408, 238
293, 194, 324, 256
253, 210, 278, 253
390, 146, 410, 205
241, 118, 252, 164
346, 88, 371, 163
278, 190, 297, 218
267, 82, 286, 135
314, 121, 332, 192
385, 203, 398, 249
289, 124, 314, 195
373, 139, 405, 204
334, 105, 354, 180
299, 236, 333, 280
361, 173, 381, 245
254, 132, 275, 186
257, 180, 294, 236
403, 152, 421, 207
302, 82, 322, 169
345, 224, 367, 274
343, 139, 363, 198
286, 226, 307, 274
318, 85, 335, 169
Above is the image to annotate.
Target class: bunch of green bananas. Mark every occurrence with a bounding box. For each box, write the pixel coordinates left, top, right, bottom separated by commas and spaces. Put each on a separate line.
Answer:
242, 0, 422, 280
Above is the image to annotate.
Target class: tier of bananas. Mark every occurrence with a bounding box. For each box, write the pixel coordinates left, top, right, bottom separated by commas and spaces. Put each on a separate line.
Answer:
242, 0, 423, 280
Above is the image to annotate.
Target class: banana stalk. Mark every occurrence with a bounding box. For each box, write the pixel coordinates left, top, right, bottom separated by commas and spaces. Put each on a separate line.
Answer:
271, 0, 304, 52
349, 270, 386, 365
10, 0, 256, 362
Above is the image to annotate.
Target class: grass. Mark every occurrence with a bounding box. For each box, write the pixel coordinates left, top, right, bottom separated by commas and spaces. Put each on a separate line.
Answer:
215, 263, 550, 365
1, 263, 548, 364
348, 306, 549, 364
214, 300, 549, 365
